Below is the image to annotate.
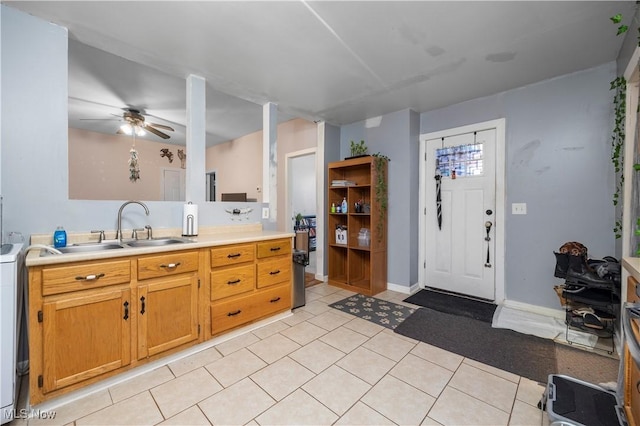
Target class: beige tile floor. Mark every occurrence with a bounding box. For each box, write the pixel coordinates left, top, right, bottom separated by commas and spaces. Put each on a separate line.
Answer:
11, 284, 551, 426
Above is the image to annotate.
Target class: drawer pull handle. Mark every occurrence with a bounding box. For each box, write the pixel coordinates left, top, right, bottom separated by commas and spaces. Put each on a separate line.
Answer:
269, 270, 281, 275
227, 279, 241, 285
160, 262, 181, 269
270, 247, 281, 252
123, 301, 129, 320
270, 297, 281, 303
140, 296, 146, 315
227, 253, 241, 259
227, 310, 242, 317
75, 273, 105, 281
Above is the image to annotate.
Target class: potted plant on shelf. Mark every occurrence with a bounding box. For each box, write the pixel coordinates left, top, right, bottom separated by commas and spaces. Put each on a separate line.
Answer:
295, 213, 303, 229
348, 140, 368, 159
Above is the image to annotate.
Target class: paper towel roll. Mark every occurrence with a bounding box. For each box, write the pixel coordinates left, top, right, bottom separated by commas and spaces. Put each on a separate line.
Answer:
182, 202, 198, 236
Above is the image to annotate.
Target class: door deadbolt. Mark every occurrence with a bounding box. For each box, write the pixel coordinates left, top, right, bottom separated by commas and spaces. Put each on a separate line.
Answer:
486, 209, 493, 216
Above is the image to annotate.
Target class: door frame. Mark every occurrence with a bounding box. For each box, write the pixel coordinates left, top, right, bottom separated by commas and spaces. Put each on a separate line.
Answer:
284, 147, 317, 232
418, 118, 506, 303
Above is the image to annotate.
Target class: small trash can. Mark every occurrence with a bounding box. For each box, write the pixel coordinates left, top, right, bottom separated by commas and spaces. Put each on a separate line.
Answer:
292, 249, 308, 309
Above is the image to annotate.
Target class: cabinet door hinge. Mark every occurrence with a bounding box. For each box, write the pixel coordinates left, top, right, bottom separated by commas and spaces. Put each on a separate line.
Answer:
198, 279, 201, 289
38, 310, 43, 322
38, 375, 43, 388
198, 324, 201, 335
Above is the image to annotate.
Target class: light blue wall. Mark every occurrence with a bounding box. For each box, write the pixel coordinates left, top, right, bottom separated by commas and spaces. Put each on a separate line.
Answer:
341, 109, 420, 290
420, 63, 616, 308
1, 7, 262, 243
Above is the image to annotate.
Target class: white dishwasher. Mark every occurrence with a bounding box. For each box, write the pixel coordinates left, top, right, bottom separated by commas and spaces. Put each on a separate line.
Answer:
1, 242, 23, 425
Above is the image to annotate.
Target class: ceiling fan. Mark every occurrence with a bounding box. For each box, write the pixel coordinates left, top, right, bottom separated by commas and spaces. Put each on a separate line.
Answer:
117, 109, 174, 139
82, 108, 175, 140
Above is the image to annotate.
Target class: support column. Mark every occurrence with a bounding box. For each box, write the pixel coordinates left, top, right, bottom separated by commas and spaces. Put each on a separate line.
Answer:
186, 74, 206, 204
263, 102, 277, 220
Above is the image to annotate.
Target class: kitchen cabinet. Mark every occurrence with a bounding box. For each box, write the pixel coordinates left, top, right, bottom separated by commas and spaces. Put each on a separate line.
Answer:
29, 259, 133, 404
625, 276, 640, 425
210, 239, 292, 336
327, 156, 387, 296
27, 231, 293, 405
136, 250, 200, 359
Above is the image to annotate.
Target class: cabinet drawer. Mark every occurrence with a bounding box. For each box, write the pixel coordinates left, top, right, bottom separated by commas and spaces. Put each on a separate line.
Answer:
256, 239, 291, 259
211, 283, 291, 335
257, 257, 291, 289
137, 251, 199, 280
210, 244, 255, 268
211, 264, 255, 301
42, 260, 131, 296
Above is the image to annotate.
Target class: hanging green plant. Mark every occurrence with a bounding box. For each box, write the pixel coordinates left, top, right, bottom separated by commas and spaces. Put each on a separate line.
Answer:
610, 74, 626, 239
372, 152, 389, 242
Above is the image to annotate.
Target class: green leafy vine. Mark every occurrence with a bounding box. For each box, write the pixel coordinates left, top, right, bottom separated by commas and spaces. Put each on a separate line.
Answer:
372, 153, 389, 242
611, 75, 626, 239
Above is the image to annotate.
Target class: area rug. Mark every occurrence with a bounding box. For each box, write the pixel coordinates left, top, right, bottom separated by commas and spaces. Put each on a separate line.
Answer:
394, 307, 556, 383
404, 288, 497, 323
329, 294, 415, 330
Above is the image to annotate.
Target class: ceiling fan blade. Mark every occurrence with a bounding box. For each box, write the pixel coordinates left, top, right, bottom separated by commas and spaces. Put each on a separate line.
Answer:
144, 125, 171, 139
148, 122, 174, 131
80, 118, 121, 121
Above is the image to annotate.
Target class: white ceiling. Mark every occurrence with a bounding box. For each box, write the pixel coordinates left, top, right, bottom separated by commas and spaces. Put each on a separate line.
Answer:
4, 1, 636, 146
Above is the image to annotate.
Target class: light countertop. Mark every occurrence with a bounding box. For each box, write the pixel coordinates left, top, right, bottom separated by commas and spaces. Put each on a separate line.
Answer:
623, 257, 640, 283
26, 224, 294, 267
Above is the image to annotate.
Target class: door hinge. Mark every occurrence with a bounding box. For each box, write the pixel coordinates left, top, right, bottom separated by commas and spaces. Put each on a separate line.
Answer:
424, 152, 427, 161
38, 375, 43, 388
38, 310, 43, 322
424, 207, 426, 215
424, 261, 426, 269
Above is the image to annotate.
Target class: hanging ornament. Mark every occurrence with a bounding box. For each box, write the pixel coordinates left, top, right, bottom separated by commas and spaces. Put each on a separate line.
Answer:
129, 147, 140, 182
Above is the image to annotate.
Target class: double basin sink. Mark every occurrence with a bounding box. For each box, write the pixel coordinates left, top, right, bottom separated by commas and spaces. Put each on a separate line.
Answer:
43, 237, 192, 256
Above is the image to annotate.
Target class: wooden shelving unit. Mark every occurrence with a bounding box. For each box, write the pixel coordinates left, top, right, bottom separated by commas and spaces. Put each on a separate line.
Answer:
327, 156, 387, 296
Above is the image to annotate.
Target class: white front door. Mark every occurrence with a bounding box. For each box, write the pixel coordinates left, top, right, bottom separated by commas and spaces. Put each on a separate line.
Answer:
422, 128, 497, 300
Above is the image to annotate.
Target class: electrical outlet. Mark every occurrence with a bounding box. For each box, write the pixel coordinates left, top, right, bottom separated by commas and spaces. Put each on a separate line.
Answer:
262, 207, 270, 219
512, 203, 527, 215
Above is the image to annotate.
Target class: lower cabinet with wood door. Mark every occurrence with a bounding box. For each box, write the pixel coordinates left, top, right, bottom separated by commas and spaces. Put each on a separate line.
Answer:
28, 258, 133, 405
625, 275, 640, 426
136, 250, 200, 359
210, 238, 292, 336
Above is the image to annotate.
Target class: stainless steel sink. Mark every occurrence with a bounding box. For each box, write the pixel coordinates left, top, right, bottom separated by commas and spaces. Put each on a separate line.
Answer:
124, 237, 188, 248
42, 243, 125, 256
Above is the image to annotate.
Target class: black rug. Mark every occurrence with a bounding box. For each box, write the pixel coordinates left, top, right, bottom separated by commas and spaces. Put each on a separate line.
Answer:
394, 307, 556, 383
329, 294, 415, 330
404, 288, 497, 323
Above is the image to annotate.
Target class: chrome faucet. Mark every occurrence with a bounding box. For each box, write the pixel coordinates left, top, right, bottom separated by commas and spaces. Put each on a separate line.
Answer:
116, 201, 149, 241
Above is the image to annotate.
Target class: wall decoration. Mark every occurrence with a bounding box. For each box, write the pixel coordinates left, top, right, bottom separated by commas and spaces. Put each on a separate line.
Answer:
435, 142, 483, 178
177, 149, 186, 169
160, 148, 174, 163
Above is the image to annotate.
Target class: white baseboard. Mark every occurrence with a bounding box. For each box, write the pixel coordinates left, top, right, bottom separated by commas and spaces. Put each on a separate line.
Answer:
386, 282, 418, 295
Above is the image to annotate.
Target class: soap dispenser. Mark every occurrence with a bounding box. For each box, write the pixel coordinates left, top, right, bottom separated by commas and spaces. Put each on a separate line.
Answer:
341, 197, 348, 214
53, 226, 67, 248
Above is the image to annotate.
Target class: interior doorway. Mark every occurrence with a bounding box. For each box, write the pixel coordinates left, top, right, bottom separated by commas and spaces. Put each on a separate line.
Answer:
286, 148, 317, 275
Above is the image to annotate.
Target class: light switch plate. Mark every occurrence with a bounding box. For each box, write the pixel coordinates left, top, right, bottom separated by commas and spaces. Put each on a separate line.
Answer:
512, 203, 527, 215
262, 207, 270, 219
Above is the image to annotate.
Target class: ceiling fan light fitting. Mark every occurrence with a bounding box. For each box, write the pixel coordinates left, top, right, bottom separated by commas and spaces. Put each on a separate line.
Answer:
120, 123, 133, 135
135, 127, 146, 137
